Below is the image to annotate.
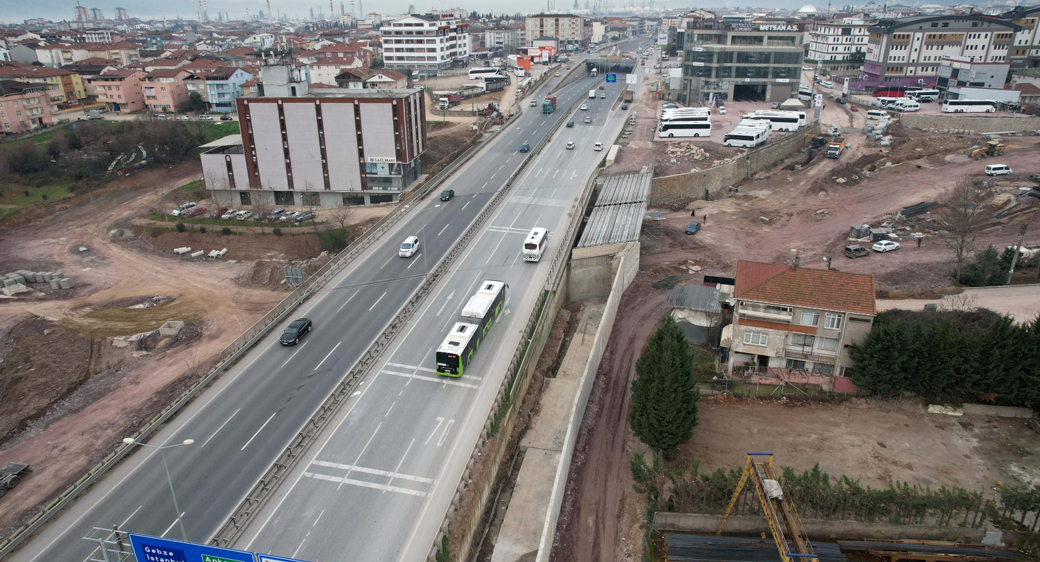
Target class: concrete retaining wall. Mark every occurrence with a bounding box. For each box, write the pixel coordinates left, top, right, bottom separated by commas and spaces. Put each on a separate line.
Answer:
567, 243, 627, 301
650, 122, 819, 207
654, 513, 989, 543
536, 240, 640, 562
899, 113, 1040, 134
962, 403, 1035, 418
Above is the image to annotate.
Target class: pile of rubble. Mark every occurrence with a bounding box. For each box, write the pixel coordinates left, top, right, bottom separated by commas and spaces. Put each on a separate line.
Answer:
0, 270, 73, 296
665, 142, 709, 161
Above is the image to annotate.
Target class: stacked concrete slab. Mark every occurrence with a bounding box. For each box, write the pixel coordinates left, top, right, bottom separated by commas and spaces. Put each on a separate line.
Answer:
1, 269, 72, 295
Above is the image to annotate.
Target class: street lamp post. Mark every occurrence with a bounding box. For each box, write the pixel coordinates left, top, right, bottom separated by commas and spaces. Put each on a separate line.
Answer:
122, 438, 194, 542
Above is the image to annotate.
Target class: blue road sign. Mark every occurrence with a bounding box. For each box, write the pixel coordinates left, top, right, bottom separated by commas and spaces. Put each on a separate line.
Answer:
258, 556, 309, 562
606, 73, 617, 83
129, 534, 255, 562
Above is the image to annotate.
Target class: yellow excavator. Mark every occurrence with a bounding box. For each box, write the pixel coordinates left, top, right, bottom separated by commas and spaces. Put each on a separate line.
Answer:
969, 140, 1005, 159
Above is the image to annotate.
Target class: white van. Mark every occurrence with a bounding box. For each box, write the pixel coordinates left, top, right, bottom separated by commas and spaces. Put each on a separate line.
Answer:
985, 164, 1012, 176
895, 100, 920, 112
866, 110, 889, 121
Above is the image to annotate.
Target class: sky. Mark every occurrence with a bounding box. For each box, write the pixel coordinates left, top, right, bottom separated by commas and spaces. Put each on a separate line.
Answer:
4, 0, 761, 24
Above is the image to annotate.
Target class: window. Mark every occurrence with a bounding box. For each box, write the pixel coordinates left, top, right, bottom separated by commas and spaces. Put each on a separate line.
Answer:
825, 313, 842, 330
813, 363, 834, 375
743, 330, 768, 346
791, 333, 815, 348
817, 337, 839, 352
785, 359, 806, 370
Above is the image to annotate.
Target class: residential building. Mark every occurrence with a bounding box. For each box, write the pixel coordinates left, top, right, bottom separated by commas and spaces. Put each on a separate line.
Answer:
142, 68, 192, 113
726, 260, 877, 391
524, 14, 585, 46
681, 21, 804, 104
62, 57, 117, 99
381, 14, 470, 76
335, 68, 409, 88
936, 55, 1018, 102
0, 80, 53, 133
591, 21, 606, 43
807, 17, 871, 73
201, 88, 426, 207
0, 63, 86, 108
859, 15, 1019, 89
485, 28, 521, 52
243, 34, 275, 51
199, 67, 253, 113
0, 47, 10, 62
1001, 6, 1040, 69
90, 69, 146, 112
74, 5, 89, 23
115, 7, 129, 21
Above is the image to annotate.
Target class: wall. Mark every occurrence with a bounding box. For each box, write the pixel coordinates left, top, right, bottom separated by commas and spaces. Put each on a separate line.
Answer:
650, 122, 818, 206
654, 513, 989, 543
899, 113, 1040, 133
566, 243, 627, 301
961, 404, 1035, 418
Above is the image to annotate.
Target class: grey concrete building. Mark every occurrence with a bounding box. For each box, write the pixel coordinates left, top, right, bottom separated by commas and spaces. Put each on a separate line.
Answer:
680, 22, 804, 104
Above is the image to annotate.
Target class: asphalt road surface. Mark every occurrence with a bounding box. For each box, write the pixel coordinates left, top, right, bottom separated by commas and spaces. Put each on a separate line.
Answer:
239, 72, 631, 562
11, 48, 642, 562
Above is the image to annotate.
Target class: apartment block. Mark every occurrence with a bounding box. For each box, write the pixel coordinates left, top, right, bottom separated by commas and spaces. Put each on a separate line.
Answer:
201, 88, 426, 207
807, 18, 870, 73
525, 14, 586, 45
0, 80, 53, 133
90, 69, 145, 112
859, 15, 1019, 89
726, 261, 877, 392
142, 68, 192, 113
381, 14, 470, 76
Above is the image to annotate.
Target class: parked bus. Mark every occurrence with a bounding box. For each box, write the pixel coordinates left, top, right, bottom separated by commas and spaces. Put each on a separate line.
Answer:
659, 113, 710, 123
435, 280, 507, 377
873, 85, 916, 98
942, 99, 998, 113
660, 108, 711, 118
723, 126, 770, 148
743, 111, 801, 132
658, 120, 712, 137
523, 227, 548, 262
469, 67, 503, 79
798, 89, 813, 102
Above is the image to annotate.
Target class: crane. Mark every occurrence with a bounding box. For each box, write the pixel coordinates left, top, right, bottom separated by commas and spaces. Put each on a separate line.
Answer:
718, 453, 819, 562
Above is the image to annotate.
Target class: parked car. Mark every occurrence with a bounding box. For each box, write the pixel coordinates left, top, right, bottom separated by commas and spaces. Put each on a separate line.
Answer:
171, 202, 196, 217
566, 120, 575, 127
850, 105, 858, 112
836, 97, 847, 104
220, 115, 232, 121
520, 142, 530, 153
266, 208, 285, 221
221, 209, 237, 220
872, 240, 900, 252
177, 115, 190, 121
280, 318, 312, 345
772, 101, 782, 109
199, 114, 214, 121
293, 211, 316, 223
717, 104, 726, 114
185, 207, 207, 217
593, 142, 603, 151
567, 141, 575, 150
280, 211, 299, 223
662, 102, 678, 109
440, 189, 455, 201
210, 207, 228, 219
399, 235, 420, 258
684, 221, 702, 235
235, 210, 253, 221
985, 164, 1012, 176
844, 245, 869, 258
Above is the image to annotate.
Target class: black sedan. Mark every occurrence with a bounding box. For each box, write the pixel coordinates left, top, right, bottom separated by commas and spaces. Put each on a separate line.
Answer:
280, 318, 312, 345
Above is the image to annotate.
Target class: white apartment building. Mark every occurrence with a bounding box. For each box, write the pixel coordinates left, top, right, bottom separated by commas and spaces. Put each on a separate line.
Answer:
1002, 6, 1040, 68
525, 14, 585, 46
808, 18, 870, 73
485, 28, 521, 52
381, 14, 471, 76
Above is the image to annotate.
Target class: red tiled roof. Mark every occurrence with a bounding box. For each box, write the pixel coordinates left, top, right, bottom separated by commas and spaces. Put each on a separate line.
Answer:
145, 68, 189, 79
224, 47, 255, 56
734, 260, 877, 316
1013, 83, 1040, 95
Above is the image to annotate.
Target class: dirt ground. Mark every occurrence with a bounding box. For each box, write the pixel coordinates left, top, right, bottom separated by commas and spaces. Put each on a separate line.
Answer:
683, 398, 1040, 492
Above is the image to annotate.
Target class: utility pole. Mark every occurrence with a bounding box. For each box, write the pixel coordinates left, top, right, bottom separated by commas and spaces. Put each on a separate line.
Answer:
1007, 223, 1028, 285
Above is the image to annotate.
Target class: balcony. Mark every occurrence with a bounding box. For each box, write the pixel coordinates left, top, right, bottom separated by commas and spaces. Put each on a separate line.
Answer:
738, 303, 793, 323
784, 346, 837, 362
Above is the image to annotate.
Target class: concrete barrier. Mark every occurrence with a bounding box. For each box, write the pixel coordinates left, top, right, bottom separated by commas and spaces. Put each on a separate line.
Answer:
962, 403, 1035, 418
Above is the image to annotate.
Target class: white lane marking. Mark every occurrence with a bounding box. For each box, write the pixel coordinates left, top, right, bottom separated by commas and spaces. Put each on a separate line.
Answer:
160, 513, 184, 538
311, 459, 434, 484
550, 188, 557, 199
281, 341, 309, 369
553, 169, 559, 178
406, 253, 421, 270
485, 226, 530, 234
368, 291, 387, 311
462, 201, 470, 211
120, 505, 143, 527
315, 342, 342, 371
535, 167, 543, 177
490, 173, 496, 180
306, 472, 428, 497
481, 182, 488, 189
385, 438, 417, 493
437, 420, 455, 447
485, 211, 524, 265
435, 290, 455, 316
292, 538, 307, 558
379, 255, 394, 270
336, 289, 360, 313
426, 417, 445, 446
498, 165, 504, 170
241, 412, 276, 451
571, 170, 577, 179
386, 361, 480, 381
385, 401, 396, 418
336, 421, 383, 491
201, 408, 241, 448
437, 223, 450, 236
381, 369, 479, 389
313, 509, 325, 527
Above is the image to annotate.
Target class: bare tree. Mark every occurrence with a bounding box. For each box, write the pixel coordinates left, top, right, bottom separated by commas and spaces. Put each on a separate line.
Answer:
327, 205, 355, 233
934, 179, 995, 284
939, 292, 978, 313
251, 194, 269, 234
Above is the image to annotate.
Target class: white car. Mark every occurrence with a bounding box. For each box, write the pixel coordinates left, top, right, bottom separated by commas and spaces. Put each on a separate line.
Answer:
566, 141, 575, 150
717, 105, 727, 115
221, 209, 237, 220
580, 104, 588, 111
822, 81, 834, 88
177, 115, 190, 121
593, 142, 604, 151
872, 240, 900, 253
171, 202, 196, 217
399, 236, 420, 258
802, 66, 813, 71
235, 210, 253, 221
199, 114, 214, 121
985, 164, 1012, 176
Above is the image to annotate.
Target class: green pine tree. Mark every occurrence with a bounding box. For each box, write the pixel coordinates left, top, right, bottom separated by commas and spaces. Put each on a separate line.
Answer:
628, 315, 700, 457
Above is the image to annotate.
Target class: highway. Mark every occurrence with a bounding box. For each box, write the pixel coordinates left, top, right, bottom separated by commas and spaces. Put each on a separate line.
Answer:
239, 68, 632, 562
10, 49, 641, 562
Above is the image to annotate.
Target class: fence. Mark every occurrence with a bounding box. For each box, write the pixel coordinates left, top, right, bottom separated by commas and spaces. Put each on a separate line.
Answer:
0, 97, 522, 562
424, 102, 595, 562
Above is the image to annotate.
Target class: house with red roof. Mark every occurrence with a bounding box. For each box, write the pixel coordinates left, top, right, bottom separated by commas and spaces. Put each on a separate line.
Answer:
142, 68, 192, 113
725, 260, 876, 391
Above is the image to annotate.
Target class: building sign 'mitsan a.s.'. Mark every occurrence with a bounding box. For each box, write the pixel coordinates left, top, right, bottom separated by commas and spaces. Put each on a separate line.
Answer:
758, 24, 798, 32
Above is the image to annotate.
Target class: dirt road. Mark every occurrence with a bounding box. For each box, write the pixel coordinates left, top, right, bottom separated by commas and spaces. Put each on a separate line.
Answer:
877, 284, 1040, 322
551, 273, 670, 562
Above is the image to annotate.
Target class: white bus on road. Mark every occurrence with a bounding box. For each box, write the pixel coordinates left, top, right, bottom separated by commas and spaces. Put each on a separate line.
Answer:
469, 67, 503, 79
942, 99, 998, 113
658, 120, 712, 137
523, 228, 548, 262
